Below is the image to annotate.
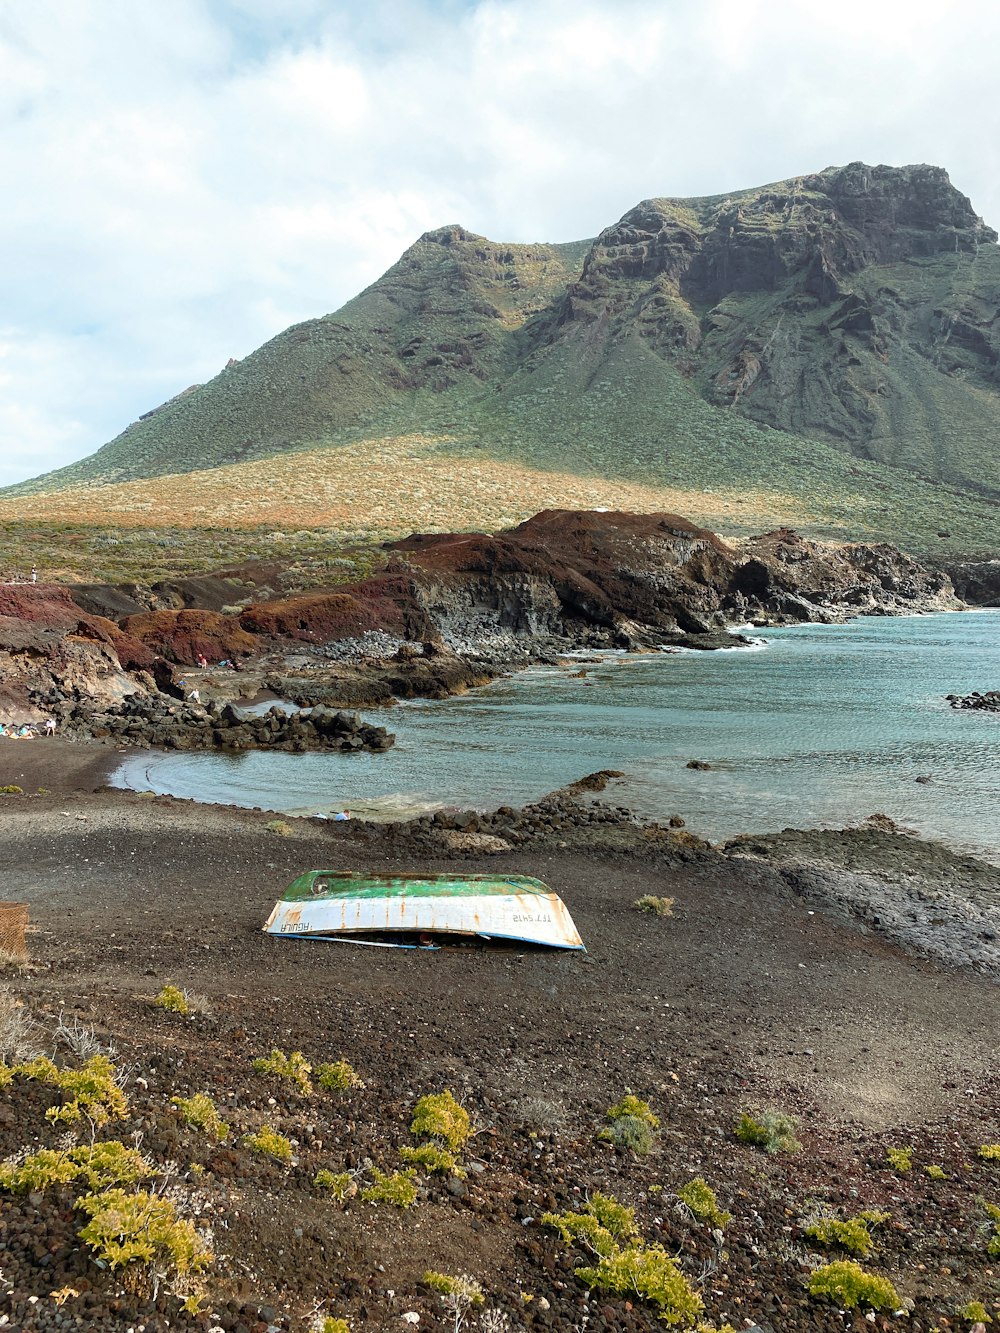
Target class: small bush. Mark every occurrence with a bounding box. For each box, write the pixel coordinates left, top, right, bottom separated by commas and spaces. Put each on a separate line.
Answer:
410, 1090, 471, 1151
422, 1272, 485, 1304
599, 1094, 659, 1155
925, 1164, 947, 1180
736, 1110, 801, 1155
633, 895, 674, 917
576, 1244, 703, 1325
677, 1177, 731, 1228
804, 1210, 890, 1259
361, 1167, 418, 1207
8, 1054, 128, 1126
264, 819, 293, 837
314, 1169, 357, 1202
807, 1259, 899, 1310
312, 1319, 351, 1333
886, 1146, 913, 1173
315, 1059, 365, 1091
171, 1093, 230, 1142
77, 1187, 212, 1278
252, 1048, 312, 1094
0, 1141, 151, 1194
154, 985, 189, 1015
978, 1144, 1000, 1161
983, 1200, 1000, 1257
542, 1194, 639, 1258
242, 1126, 293, 1163
400, 1144, 466, 1177
957, 1301, 991, 1324
0, 785, 23, 795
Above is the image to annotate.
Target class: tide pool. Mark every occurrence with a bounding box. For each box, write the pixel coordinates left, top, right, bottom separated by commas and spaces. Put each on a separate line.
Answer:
112, 610, 1000, 858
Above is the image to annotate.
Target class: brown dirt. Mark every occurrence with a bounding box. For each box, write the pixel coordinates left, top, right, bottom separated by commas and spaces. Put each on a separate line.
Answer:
0, 747, 997, 1332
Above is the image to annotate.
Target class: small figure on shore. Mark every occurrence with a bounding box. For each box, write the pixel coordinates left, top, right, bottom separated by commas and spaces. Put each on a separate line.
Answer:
44, 717, 57, 737
189, 688, 201, 704
333, 810, 352, 821
196, 653, 208, 668
30, 566, 37, 584
16, 724, 34, 739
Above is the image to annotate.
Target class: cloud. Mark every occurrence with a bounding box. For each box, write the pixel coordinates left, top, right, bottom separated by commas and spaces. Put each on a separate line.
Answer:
1, 0, 998, 487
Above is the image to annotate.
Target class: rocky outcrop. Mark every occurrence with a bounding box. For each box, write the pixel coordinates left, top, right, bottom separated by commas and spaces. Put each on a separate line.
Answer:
946, 690, 1000, 713
0, 583, 154, 721
945, 560, 1000, 605
40, 693, 394, 753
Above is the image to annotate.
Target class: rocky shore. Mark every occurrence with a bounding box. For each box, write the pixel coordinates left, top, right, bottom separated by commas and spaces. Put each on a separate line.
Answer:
0, 747, 997, 1333
0, 510, 968, 748
947, 689, 1000, 713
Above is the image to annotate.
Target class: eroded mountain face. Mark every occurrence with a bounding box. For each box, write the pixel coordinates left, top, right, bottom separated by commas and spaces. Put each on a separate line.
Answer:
15, 162, 1000, 504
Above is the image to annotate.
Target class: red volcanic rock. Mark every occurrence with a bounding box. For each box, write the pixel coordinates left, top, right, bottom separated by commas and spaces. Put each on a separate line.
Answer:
121, 608, 258, 666
390, 509, 736, 635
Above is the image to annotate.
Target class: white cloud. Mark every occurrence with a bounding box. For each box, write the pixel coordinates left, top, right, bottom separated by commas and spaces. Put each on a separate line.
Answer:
1, 0, 999, 487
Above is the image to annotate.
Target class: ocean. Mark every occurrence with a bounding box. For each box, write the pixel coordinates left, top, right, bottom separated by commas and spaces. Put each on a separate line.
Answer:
111, 609, 1000, 859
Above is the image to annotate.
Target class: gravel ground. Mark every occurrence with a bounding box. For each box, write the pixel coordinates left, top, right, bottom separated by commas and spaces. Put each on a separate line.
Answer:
0, 742, 997, 1332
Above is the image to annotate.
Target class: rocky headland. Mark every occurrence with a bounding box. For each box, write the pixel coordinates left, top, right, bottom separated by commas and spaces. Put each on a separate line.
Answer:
0, 510, 963, 749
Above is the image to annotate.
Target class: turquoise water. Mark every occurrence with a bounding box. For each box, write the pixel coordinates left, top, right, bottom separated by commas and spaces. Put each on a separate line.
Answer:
112, 610, 1000, 858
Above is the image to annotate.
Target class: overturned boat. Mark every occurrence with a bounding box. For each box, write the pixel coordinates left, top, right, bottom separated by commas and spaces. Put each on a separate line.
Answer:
263, 870, 585, 950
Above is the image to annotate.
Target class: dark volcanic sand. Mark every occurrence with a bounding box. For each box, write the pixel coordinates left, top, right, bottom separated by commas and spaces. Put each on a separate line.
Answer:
0, 741, 998, 1331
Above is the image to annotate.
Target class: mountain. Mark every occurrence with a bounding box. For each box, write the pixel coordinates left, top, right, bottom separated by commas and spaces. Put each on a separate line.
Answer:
7, 162, 1000, 557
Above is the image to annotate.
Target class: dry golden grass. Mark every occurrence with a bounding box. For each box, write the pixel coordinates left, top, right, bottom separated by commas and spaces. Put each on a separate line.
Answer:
0, 434, 817, 539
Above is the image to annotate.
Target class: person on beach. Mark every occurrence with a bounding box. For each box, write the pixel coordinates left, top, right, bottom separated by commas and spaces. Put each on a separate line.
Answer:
333, 810, 351, 821
30, 566, 37, 584
44, 717, 56, 737
196, 653, 208, 668
189, 688, 201, 704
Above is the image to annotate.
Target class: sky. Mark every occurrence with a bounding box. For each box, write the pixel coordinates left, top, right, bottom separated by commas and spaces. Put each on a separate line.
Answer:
2, 0, 1000, 488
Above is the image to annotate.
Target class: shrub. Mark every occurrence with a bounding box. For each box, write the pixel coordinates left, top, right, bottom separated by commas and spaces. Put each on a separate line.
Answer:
361, 1167, 418, 1207
242, 1126, 293, 1163
541, 1195, 638, 1257
983, 1200, 1000, 1257
925, 1164, 947, 1180
599, 1094, 659, 1155
735, 1110, 801, 1155
807, 1260, 899, 1310
886, 1146, 913, 1173
633, 895, 674, 917
804, 1210, 890, 1259
576, 1244, 703, 1326
312, 1319, 351, 1333
72, 1141, 152, 1191
957, 1301, 991, 1324
314, 1169, 357, 1202
171, 1093, 230, 1141
264, 820, 293, 837
677, 1177, 731, 1228
978, 1144, 1000, 1161
315, 1059, 365, 1091
8, 1054, 128, 1126
252, 1048, 312, 1094
0, 1141, 150, 1194
410, 1090, 471, 1152
77, 1187, 212, 1278
422, 1272, 485, 1304
400, 1144, 466, 1177
0, 785, 23, 795
154, 985, 189, 1015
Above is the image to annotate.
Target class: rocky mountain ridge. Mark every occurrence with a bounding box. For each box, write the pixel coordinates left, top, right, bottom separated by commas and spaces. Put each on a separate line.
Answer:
12, 161, 1000, 533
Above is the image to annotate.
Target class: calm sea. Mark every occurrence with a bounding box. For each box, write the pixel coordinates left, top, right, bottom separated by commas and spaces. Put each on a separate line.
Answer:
112, 610, 1000, 859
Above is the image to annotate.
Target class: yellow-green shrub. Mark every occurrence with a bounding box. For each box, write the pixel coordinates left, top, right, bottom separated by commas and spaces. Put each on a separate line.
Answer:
77, 1188, 212, 1277
576, 1245, 703, 1326
242, 1126, 293, 1163
736, 1109, 800, 1155
804, 1210, 889, 1259
886, 1146, 913, 1173
315, 1060, 364, 1091
422, 1272, 484, 1304
400, 1144, 465, 1177
677, 1177, 731, 1228
808, 1260, 899, 1310
252, 1048, 312, 1094
171, 1093, 230, 1142
410, 1090, 471, 1152
153, 985, 189, 1014
360, 1167, 417, 1207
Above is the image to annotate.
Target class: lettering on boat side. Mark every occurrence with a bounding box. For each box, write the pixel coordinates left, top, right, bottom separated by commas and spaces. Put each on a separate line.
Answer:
512, 913, 552, 924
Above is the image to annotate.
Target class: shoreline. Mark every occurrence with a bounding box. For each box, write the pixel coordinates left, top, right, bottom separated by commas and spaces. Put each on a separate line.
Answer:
0, 766, 998, 1330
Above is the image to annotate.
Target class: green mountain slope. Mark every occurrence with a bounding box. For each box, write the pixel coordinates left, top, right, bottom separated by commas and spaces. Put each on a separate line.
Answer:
10, 162, 1000, 552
